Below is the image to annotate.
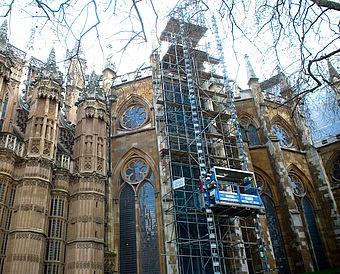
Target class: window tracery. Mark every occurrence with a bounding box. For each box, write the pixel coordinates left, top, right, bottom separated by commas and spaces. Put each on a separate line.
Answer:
122, 158, 149, 184
272, 124, 292, 147
121, 105, 148, 129
239, 118, 260, 145
288, 173, 305, 197
119, 156, 160, 273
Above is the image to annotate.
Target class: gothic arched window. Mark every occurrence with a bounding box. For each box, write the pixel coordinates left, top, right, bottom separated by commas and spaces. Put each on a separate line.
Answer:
272, 125, 291, 147
119, 156, 160, 274
240, 119, 260, 145
288, 173, 306, 197
301, 198, 328, 270
119, 185, 137, 273
255, 173, 290, 273
261, 194, 290, 273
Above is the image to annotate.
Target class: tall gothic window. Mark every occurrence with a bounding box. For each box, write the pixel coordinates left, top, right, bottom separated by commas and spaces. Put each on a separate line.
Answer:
119, 185, 137, 273
255, 174, 290, 273
289, 172, 328, 270
119, 157, 160, 273
139, 182, 160, 274
301, 198, 328, 270
240, 119, 260, 145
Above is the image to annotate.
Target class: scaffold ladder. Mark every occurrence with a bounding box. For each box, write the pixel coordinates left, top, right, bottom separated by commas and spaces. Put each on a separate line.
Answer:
206, 208, 221, 274
179, 12, 222, 274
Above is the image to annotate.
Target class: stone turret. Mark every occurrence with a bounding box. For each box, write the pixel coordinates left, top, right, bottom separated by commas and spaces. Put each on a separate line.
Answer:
4, 48, 63, 273
65, 71, 107, 273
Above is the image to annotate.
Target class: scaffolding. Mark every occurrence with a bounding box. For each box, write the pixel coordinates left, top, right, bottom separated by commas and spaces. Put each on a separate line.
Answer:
153, 2, 270, 273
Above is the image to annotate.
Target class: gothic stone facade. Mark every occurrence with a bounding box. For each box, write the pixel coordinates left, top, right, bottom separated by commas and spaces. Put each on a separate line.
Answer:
0, 26, 339, 274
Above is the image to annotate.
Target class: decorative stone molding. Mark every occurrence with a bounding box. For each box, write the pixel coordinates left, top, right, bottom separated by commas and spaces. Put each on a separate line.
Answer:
85, 106, 95, 118
68, 242, 103, 250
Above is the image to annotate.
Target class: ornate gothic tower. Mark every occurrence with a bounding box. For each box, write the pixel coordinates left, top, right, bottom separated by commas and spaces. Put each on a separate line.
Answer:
65, 71, 107, 273
4, 48, 63, 273
64, 42, 87, 125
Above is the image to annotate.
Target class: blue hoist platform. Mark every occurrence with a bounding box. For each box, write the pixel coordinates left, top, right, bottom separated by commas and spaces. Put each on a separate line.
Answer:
204, 166, 264, 210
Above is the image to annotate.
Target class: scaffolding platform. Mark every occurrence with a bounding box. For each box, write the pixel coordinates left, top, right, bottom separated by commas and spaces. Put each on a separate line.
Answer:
160, 17, 207, 46
205, 166, 264, 211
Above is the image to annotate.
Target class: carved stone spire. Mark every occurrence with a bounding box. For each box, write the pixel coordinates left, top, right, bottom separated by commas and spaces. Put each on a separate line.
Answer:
36, 48, 63, 85
0, 19, 8, 52
245, 54, 258, 86
77, 71, 106, 104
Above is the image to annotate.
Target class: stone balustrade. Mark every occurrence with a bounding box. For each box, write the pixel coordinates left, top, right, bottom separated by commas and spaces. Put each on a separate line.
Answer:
0, 132, 25, 157
56, 153, 71, 170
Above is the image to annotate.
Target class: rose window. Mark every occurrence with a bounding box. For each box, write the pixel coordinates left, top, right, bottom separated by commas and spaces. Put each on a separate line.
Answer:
272, 125, 291, 146
124, 158, 148, 183
122, 106, 147, 129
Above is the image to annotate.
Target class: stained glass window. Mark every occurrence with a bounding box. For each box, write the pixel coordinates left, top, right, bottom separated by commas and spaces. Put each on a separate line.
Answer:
262, 195, 290, 273
120, 185, 137, 273
272, 125, 291, 146
248, 125, 260, 145
240, 127, 248, 142
124, 158, 148, 183
239, 119, 260, 145
122, 105, 147, 129
302, 198, 328, 270
139, 183, 160, 274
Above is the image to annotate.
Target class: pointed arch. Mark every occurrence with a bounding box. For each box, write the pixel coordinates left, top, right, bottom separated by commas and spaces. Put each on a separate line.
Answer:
237, 112, 260, 129
112, 147, 158, 192
287, 164, 318, 207
237, 112, 261, 145
271, 115, 299, 149
253, 166, 280, 204
325, 151, 340, 184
